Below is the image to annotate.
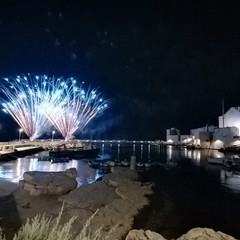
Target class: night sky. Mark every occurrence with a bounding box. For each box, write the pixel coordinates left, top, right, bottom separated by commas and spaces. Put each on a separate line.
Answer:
0, 0, 240, 141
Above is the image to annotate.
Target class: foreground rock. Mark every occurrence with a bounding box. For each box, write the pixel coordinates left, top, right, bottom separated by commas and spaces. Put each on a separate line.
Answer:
18, 167, 236, 240
59, 167, 153, 239
19, 168, 77, 196
177, 228, 236, 240
125, 228, 236, 240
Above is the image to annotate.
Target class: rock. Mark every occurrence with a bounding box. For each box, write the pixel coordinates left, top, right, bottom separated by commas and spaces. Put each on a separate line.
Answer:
81, 199, 135, 240
176, 228, 236, 240
115, 179, 152, 210
65, 168, 77, 178
59, 167, 153, 239
125, 228, 236, 240
125, 229, 166, 240
59, 180, 120, 211
19, 168, 78, 196
108, 167, 139, 181
126, 229, 148, 240
145, 230, 166, 240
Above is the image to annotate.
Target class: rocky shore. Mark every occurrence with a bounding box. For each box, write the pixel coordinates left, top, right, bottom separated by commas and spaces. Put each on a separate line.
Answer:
0, 167, 237, 240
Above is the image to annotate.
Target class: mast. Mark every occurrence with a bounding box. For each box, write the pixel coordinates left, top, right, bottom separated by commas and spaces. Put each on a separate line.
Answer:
222, 98, 225, 128
222, 98, 226, 145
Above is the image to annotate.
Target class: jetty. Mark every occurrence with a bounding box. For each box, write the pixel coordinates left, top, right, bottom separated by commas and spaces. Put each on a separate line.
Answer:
0, 139, 162, 161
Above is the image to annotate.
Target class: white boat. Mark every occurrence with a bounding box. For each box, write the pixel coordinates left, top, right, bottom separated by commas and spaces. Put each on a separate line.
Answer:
121, 159, 130, 167
207, 157, 232, 165
106, 160, 116, 167
144, 163, 151, 168
136, 162, 144, 168
208, 155, 240, 165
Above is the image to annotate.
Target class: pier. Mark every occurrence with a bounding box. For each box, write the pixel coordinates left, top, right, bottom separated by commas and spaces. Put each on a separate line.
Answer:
0, 139, 161, 153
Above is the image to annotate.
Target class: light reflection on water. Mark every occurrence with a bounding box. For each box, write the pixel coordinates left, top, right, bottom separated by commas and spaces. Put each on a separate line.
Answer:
220, 169, 240, 192
0, 144, 240, 192
0, 155, 103, 187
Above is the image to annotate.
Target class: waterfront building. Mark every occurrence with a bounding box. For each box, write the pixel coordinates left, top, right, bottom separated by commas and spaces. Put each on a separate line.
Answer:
190, 126, 239, 149
167, 106, 240, 149
166, 128, 192, 145
219, 107, 240, 130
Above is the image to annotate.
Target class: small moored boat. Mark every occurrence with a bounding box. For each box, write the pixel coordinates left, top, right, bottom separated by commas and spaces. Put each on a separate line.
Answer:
207, 157, 233, 165
49, 157, 70, 164
88, 160, 101, 168
121, 159, 130, 167
49, 142, 100, 159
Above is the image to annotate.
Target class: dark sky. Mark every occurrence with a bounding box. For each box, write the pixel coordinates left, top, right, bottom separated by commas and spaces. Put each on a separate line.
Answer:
0, 0, 240, 140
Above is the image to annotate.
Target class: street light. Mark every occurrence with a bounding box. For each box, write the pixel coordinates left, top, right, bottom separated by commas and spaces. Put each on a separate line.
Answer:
19, 128, 22, 141
52, 130, 55, 141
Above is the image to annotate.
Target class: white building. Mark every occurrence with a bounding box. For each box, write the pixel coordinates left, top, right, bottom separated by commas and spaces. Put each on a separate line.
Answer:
166, 128, 180, 144
219, 107, 240, 131
190, 126, 239, 149
166, 107, 240, 149
189, 107, 240, 149
166, 128, 192, 145
190, 125, 217, 148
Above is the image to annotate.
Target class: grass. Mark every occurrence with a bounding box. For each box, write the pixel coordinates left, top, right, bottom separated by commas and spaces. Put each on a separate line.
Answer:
0, 205, 113, 240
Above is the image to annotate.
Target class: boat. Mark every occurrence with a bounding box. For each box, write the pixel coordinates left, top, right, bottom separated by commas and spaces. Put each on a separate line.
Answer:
136, 162, 144, 168
208, 155, 240, 165
0, 146, 44, 161
186, 144, 203, 150
88, 160, 101, 168
226, 163, 240, 172
38, 156, 51, 161
144, 159, 152, 168
207, 157, 232, 165
49, 143, 100, 159
219, 146, 240, 153
106, 160, 116, 167
121, 159, 130, 167
49, 157, 70, 164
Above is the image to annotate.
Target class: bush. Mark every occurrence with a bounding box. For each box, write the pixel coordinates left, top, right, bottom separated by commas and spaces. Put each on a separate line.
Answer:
1, 206, 107, 240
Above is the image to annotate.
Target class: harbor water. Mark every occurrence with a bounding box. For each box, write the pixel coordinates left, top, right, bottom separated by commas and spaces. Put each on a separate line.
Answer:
0, 143, 240, 238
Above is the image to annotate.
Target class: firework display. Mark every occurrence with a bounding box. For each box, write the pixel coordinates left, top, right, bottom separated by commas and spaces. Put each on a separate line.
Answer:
0, 74, 108, 140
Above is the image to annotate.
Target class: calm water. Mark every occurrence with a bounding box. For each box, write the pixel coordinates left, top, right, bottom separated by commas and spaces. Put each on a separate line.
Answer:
0, 143, 240, 238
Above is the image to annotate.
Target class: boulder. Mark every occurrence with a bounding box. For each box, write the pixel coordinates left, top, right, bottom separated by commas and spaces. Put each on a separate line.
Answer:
125, 228, 236, 240
107, 166, 139, 181
59, 167, 153, 239
59, 180, 120, 211
125, 229, 166, 240
176, 228, 236, 240
19, 168, 77, 196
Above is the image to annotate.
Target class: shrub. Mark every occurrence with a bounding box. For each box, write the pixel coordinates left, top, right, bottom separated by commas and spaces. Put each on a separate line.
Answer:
0, 205, 108, 240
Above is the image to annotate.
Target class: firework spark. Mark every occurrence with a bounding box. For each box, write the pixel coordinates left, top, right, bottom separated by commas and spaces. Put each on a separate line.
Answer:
1, 75, 54, 140
0, 75, 108, 140
42, 80, 108, 140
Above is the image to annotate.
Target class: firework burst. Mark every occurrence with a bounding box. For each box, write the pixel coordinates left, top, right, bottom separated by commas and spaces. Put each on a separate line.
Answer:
0, 74, 108, 140
41, 79, 108, 140
1, 75, 54, 140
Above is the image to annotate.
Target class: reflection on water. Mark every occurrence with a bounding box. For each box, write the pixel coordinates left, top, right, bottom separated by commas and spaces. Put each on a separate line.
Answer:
0, 144, 240, 192
2, 143, 240, 238
0, 155, 103, 187
133, 144, 136, 156
220, 169, 240, 192
140, 144, 143, 160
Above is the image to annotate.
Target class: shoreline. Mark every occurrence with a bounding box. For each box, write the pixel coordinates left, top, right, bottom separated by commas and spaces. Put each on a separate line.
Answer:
0, 167, 152, 240
0, 167, 239, 240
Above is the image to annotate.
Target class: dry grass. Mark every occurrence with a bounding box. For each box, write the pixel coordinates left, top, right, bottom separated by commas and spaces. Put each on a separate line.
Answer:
0, 205, 113, 240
